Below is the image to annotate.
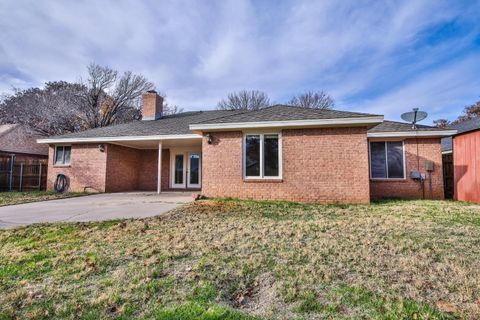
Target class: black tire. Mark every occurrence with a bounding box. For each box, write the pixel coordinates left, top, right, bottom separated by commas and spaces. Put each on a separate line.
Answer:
54, 174, 68, 193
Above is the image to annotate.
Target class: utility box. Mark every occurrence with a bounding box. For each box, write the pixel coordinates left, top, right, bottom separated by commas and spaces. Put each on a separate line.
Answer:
425, 161, 434, 172
410, 171, 426, 181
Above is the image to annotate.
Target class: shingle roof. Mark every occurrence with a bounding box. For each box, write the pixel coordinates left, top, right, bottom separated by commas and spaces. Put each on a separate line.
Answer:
44, 105, 454, 141
48, 110, 243, 139
367, 120, 443, 133
47, 105, 380, 139
195, 105, 380, 124
441, 118, 480, 152
450, 117, 480, 135
0, 124, 48, 155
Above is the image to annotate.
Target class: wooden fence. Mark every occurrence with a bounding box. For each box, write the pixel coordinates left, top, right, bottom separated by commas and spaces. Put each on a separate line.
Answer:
0, 156, 47, 191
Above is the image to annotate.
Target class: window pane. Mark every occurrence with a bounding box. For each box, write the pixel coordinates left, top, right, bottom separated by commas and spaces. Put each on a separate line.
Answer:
387, 142, 404, 178
245, 135, 260, 176
63, 146, 71, 164
175, 154, 184, 184
263, 134, 279, 176
189, 154, 199, 184
370, 142, 386, 178
55, 147, 64, 164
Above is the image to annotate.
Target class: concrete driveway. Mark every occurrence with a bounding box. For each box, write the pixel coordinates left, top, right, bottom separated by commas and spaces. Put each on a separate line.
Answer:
0, 192, 194, 229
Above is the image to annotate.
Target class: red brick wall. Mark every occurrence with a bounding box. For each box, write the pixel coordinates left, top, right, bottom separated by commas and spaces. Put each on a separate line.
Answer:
202, 127, 371, 203
370, 138, 444, 200
104, 145, 169, 192
47, 144, 169, 192
142, 92, 163, 120
453, 131, 480, 203
161, 149, 170, 191
105, 144, 141, 192
137, 149, 158, 191
47, 144, 108, 192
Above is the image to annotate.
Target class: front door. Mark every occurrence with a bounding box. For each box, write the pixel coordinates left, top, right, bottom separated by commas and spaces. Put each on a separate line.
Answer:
187, 152, 201, 189
172, 153, 186, 188
170, 150, 201, 189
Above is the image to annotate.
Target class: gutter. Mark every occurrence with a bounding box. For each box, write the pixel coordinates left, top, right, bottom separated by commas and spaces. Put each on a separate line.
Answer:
367, 130, 457, 138
189, 116, 384, 131
37, 134, 202, 144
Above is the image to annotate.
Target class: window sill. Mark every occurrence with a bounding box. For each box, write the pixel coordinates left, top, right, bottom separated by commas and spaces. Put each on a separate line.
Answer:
243, 178, 283, 183
53, 164, 71, 168
370, 178, 406, 182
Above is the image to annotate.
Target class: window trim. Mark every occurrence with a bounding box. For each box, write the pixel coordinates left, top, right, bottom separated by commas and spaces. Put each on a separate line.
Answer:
54, 145, 72, 166
369, 140, 406, 180
243, 132, 282, 180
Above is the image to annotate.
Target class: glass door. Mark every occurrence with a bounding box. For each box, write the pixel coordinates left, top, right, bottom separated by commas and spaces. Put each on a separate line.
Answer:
187, 152, 201, 189
172, 153, 185, 188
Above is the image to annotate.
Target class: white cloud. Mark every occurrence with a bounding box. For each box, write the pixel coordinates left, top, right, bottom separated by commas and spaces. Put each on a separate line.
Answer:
0, 0, 478, 119
351, 53, 480, 122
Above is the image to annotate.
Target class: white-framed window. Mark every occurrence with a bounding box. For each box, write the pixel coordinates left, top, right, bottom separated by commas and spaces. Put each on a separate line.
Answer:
243, 133, 282, 179
54, 145, 71, 165
369, 141, 405, 179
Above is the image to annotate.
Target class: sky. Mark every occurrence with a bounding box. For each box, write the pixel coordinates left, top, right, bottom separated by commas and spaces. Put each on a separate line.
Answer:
1, 0, 479, 123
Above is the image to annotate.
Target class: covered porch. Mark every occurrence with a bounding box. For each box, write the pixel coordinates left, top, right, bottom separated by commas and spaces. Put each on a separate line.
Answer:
105, 136, 202, 193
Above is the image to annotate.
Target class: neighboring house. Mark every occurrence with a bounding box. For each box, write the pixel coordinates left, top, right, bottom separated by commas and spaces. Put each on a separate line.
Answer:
0, 124, 49, 191
37, 91, 455, 203
441, 118, 480, 203
0, 124, 48, 161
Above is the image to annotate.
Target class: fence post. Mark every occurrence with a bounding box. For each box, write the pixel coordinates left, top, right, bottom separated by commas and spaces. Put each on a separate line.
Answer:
8, 154, 15, 191
19, 163, 24, 192
38, 163, 42, 191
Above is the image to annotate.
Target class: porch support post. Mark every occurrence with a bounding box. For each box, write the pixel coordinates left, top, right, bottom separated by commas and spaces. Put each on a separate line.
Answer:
157, 142, 162, 193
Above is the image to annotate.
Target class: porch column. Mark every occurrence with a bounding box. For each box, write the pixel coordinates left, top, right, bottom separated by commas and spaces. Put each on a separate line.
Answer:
157, 142, 162, 193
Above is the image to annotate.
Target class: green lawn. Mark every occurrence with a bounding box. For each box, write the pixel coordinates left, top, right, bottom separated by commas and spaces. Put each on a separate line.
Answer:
1, 199, 480, 319
0, 191, 87, 207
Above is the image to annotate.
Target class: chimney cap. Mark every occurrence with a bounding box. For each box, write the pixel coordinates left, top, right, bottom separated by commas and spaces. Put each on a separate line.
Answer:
146, 90, 158, 94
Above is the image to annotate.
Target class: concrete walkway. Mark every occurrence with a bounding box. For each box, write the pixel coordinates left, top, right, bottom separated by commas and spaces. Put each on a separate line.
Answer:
0, 192, 194, 229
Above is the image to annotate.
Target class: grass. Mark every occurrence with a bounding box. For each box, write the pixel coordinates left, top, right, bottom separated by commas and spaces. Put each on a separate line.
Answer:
0, 191, 87, 206
1, 199, 480, 319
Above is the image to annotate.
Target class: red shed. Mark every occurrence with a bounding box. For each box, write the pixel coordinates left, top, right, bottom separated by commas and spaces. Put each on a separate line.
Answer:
452, 118, 480, 203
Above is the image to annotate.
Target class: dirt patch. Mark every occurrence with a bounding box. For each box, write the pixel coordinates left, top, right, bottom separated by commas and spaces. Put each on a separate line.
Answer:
239, 273, 283, 316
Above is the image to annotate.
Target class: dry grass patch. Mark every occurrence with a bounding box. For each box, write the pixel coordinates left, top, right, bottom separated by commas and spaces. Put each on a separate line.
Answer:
1, 199, 479, 319
0, 191, 87, 206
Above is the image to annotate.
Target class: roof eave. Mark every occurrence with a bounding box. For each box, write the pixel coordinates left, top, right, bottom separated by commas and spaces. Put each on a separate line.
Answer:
367, 130, 457, 138
453, 127, 480, 137
37, 134, 202, 144
189, 116, 384, 131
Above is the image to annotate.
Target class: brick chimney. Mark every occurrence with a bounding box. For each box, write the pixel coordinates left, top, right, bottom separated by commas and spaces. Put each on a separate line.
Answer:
142, 90, 164, 120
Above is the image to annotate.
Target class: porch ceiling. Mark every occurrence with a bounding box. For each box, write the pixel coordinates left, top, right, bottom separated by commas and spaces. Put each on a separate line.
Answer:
111, 138, 201, 149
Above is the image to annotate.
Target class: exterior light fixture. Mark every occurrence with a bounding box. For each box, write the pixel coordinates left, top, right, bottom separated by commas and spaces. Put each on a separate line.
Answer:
206, 133, 213, 144
98, 144, 105, 152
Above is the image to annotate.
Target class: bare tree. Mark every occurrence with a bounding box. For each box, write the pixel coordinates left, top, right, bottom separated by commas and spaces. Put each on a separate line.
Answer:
433, 119, 451, 128
77, 63, 154, 128
217, 90, 270, 110
0, 64, 155, 136
454, 99, 480, 124
163, 102, 184, 116
156, 92, 184, 116
288, 90, 334, 109
433, 98, 480, 127
0, 81, 85, 136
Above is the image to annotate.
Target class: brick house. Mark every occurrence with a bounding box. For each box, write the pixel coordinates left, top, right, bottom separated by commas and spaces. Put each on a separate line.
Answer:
38, 91, 456, 203
0, 124, 48, 162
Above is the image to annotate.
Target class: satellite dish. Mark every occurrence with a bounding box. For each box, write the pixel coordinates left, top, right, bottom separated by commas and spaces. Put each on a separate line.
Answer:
401, 108, 428, 129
